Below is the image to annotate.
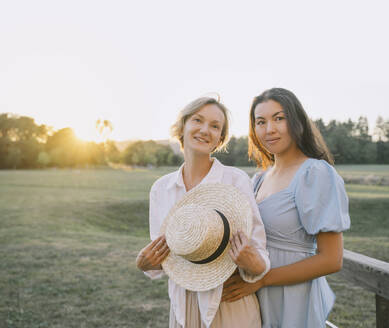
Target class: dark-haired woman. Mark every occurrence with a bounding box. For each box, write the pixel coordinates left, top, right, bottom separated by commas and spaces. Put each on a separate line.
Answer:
222, 88, 350, 328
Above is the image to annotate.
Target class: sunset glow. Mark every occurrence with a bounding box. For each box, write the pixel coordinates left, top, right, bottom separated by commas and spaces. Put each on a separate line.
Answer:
1, 1, 388, 142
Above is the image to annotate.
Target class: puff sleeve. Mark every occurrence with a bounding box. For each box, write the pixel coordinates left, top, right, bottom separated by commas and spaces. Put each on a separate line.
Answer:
295, 160, 351, 235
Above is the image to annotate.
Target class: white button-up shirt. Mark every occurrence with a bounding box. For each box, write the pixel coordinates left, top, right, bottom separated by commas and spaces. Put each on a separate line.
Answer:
144, 158, 270, 327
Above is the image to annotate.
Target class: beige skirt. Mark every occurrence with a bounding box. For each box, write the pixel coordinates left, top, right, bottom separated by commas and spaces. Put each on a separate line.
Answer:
169, 290, 261, 328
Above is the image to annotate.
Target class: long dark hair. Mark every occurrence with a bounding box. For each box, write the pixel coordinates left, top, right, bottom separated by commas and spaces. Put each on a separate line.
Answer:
248, 88, 333, 168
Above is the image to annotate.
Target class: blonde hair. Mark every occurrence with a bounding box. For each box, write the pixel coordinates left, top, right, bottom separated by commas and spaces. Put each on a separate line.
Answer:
170, 97, 230, 152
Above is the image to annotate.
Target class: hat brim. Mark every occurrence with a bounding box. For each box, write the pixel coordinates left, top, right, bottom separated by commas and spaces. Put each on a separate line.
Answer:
160, 183, 253, 292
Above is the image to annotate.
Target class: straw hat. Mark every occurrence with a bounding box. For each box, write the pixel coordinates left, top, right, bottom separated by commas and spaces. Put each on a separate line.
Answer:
160, 183, 253, 292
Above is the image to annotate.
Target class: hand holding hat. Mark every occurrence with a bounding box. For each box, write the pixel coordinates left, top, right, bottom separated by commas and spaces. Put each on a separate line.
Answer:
160, 183, 254, 292
136, 235, 170, 271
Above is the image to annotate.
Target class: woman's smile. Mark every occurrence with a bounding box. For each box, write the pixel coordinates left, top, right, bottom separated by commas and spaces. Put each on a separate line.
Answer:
193, 136, 209, 144
265, 137, 281, 145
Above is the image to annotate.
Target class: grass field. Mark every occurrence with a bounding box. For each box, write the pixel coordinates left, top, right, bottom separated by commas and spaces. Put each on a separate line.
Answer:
1, 166, 388, 328
336, 164, 389, 176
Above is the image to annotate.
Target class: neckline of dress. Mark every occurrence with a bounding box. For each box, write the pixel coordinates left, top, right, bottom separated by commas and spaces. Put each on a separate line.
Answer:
255, 158, 312, 205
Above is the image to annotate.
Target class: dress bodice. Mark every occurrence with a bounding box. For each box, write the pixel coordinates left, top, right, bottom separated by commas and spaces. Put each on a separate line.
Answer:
254, 160, 317, 257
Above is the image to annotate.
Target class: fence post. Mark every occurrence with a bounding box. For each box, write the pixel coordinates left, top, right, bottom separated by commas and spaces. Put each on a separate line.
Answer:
376, 294, 389, 328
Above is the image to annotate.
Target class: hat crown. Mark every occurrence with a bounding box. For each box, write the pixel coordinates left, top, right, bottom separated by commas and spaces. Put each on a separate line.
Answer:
165, 204, 226, 262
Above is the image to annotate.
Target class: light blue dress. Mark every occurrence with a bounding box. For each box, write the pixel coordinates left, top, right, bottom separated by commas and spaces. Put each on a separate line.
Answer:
253, 158, 350, 328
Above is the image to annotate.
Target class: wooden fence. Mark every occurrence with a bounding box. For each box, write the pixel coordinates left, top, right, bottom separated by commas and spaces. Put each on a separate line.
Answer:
327, 249, 389, 328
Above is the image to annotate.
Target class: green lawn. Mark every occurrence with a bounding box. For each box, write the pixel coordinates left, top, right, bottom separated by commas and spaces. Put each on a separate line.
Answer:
336, 164, 389, 176
236, 164, 389, 179
0, 167, 388, 328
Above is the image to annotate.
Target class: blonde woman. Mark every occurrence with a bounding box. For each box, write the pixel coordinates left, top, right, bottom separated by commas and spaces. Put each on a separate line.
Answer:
136, 97, 270, 328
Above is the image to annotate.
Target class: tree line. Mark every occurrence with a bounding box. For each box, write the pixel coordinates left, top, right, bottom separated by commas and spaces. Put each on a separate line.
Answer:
1, 113, 389, 169
214, 116, 389, 166
0, 113, 181, 169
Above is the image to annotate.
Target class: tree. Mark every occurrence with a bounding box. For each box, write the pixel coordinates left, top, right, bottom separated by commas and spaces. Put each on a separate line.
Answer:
95, 119, 113, 142
316, 118, 377, 164
374, 116, 389, 142
46, 128, 81, 167
317, 120, 356, 163
374, 116, 389, 163
122, 140, 182, 167
354, 117, 375, 163
354, 116, 369, 138
0, 113, 49, 168
214, 136, 237, 166
96, 119, 118, 164
234, 137, 251, 166
105, 140, 121, 163
213, 136, 253, 166
37, 151, 51, 167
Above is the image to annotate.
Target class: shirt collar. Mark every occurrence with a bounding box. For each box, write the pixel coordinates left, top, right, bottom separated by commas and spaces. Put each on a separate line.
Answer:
167, 157, 224, 190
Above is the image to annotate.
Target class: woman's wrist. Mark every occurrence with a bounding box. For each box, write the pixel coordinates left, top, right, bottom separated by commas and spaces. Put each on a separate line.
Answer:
246, 251, 266, 276
260, 270, 270, 287
143, 263, 162, 271
153, 264, 162, 270
239, 247, 266, 274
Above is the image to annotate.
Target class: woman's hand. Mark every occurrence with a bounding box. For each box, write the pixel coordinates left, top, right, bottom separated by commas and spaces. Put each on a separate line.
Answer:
136, 235, 170, 271
229, 231, 266, 275
222, 270, 264, 302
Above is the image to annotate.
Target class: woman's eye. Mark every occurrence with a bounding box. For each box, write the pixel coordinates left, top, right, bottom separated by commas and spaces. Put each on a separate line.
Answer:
275, 116, 284, 121
212, 125, 220, 130
256, 121, 265, 126
193, 118, 201, 122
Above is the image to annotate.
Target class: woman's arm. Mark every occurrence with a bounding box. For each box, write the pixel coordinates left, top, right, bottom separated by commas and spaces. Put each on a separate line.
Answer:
263, 231, 343, 285
222, 231, 343, 302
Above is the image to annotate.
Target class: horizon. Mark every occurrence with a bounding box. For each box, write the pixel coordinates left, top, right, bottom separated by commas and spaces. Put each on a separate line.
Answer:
2, 110, 384, 144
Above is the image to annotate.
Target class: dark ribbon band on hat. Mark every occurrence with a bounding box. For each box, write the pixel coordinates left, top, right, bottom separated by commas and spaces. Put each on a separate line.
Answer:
190, 210, 230, 265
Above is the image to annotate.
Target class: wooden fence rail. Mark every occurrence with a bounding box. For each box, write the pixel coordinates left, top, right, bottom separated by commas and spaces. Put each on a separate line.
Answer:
335, 249, 389, 328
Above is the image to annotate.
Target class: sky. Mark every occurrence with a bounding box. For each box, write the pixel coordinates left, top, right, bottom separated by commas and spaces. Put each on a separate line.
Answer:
0, 0, 388, 142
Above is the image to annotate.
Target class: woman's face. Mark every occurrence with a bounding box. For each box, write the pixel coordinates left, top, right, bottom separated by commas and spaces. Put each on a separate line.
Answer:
182, 104, 225, 155
254, 100, 295, 156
